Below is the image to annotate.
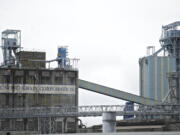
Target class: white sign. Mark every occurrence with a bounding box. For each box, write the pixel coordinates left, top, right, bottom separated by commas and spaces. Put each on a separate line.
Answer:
0, 84, 75, 94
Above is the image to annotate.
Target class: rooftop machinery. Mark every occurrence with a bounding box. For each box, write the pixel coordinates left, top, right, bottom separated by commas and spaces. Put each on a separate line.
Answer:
57, 46, 68, 68
1, 30, 21, 67
37, 46, 79, 70
160, 21, 180, 69
57, 46, 79, 69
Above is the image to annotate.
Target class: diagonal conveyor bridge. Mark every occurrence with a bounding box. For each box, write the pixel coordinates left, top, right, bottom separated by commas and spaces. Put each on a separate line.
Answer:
78, 79, 162, 105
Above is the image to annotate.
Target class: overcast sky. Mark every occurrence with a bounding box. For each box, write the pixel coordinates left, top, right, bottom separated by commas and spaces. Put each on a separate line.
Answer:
0, 0, 180, 126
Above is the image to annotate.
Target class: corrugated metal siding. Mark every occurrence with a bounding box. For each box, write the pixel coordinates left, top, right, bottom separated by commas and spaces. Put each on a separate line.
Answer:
139, 56, 176, 101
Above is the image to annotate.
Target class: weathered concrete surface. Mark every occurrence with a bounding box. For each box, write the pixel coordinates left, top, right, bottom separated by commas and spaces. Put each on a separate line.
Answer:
102, 112, 116, 133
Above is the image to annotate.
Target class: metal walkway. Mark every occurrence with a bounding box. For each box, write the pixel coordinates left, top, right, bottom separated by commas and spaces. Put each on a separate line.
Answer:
78, 79, 162, 105
0, 105, 179, 119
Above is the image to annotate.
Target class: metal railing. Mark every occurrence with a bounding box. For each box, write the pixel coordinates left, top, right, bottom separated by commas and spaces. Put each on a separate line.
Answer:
0, 105, 179, 118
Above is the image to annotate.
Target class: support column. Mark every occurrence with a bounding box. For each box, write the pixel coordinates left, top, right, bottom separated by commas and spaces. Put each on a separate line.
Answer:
102, 112, 116, 133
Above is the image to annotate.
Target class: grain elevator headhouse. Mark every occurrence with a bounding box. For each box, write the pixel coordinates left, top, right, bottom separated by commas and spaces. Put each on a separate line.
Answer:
0, 30, 79, 134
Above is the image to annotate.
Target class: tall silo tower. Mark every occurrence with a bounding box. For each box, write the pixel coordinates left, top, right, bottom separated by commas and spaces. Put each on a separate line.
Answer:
139, 22, 180, 104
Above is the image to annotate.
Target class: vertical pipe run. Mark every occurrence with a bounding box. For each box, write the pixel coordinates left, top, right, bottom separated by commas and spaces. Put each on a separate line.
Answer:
102, 112, 116, 133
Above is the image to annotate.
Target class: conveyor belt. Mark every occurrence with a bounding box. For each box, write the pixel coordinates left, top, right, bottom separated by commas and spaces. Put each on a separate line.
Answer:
78, 79, 162, 105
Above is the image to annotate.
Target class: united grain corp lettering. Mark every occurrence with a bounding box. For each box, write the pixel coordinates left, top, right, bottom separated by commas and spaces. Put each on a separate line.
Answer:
0, 84, 75, 94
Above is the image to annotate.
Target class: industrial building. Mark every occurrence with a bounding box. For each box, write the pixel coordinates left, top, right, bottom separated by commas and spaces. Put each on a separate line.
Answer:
0, 22, 180, 134
0, 30, 79, 133
139, 21, 180, 104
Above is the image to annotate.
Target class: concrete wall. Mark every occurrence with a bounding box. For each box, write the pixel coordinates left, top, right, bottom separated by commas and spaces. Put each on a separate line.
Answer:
0, 68, 78, 134
16, 51, 46, 68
